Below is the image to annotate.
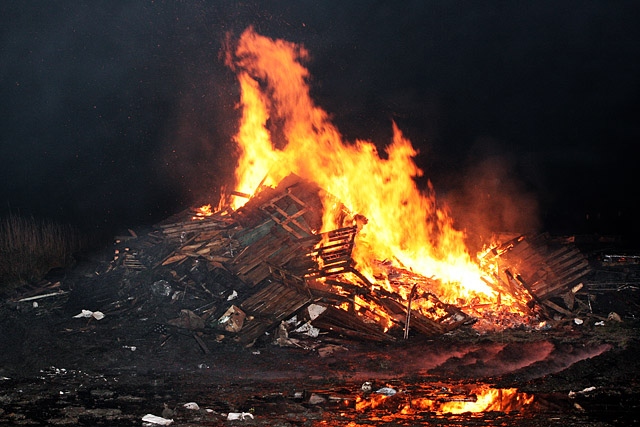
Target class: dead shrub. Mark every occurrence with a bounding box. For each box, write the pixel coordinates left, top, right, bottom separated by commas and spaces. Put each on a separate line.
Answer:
0, 213, 84, 291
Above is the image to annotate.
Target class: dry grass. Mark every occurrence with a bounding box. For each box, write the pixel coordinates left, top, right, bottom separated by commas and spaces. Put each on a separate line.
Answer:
0, 213, 84, 290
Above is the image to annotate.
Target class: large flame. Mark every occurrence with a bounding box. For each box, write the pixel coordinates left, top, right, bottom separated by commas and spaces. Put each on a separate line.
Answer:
225, 27, 495, 303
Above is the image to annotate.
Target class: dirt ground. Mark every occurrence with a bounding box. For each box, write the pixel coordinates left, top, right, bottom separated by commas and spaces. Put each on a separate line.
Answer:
0, 238, 639, 426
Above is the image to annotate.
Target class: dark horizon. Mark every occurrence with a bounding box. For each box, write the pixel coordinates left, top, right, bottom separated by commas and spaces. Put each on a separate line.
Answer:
2, 1, 639, 246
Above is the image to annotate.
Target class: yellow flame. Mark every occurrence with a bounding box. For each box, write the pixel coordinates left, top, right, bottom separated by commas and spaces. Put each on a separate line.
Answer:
227, 27, 496, 303
192, 204, 213, 220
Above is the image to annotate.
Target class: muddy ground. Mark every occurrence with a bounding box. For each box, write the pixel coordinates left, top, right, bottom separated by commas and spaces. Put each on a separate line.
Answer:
0, 237, 639, 426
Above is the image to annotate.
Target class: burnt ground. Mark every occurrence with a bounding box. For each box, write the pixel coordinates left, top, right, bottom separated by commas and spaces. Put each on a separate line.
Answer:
0, 235, 639, 426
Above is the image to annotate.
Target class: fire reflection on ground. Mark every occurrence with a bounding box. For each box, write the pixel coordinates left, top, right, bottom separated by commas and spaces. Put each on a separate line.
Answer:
355, 382, 534, 415
296, 380, 568, 427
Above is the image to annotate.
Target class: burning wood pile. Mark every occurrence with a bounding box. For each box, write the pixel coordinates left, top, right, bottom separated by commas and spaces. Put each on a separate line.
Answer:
111, 172, 591, 346
86, 28, 594, 348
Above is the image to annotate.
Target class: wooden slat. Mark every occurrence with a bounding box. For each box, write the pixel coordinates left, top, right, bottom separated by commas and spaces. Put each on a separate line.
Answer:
235, 271, 313, 344
311, 305, 395, 342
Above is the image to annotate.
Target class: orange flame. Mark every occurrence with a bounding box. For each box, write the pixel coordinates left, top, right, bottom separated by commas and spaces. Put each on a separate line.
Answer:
192, 204, 213, 220
226, 27, 497, 304
356, 385, 534, 415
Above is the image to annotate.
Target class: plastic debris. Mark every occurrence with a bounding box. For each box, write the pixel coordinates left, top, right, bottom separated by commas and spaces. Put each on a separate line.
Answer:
183, 402, 200, 410
376, 387, 397, 396
151, 280, 172, 297
569, 386, 597, 398
307, 303, 327, 320
294, 321, 320, 338
226, 412, 254, 420
227, 290, 238, 301
308, 393, 326, 404
361, 381, 373, 392
573, 318, 584, 325
73, 310, 105, 320
141, 413, 174, 425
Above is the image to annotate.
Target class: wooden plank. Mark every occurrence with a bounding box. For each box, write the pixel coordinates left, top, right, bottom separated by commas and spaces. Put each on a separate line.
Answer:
234, 272, 313, 344
311, 305, 395, 342
542, 299, 575, 317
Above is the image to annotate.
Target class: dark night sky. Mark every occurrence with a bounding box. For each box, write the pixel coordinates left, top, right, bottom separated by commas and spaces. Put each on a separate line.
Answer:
1, 1, 639, 245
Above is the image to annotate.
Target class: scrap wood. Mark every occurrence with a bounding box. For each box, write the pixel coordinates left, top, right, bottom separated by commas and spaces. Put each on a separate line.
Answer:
375, 294, 472, 337
310, 305, 395, 342
507, 270, 551, 317
228, 229, 309, 286
232, 270, 313, 344
123, 253, 145, 270
488, 233, 593, 317
193, 333, 210, 354
161, 253, 188, 266
322, 279, 370, 296
404, 284, 419, 339
533, 259, 591, 300
16, 290, 68, 303
260, 193, 312, 239
10, 280, 63, 302
159, 212, 234, 240
542, 299, 575, 317
303, 226, 358, 278
231, 174, 325, 232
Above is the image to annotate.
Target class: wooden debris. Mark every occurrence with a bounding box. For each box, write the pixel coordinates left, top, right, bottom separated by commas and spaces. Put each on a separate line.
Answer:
193, 333, 210, 354
128, 173, 598, 344
311, 305, 395, 342
487, 233, 592, 318
234, 268, 313, 344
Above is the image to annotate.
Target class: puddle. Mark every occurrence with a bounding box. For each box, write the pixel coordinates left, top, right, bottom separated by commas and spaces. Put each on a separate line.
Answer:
0, 371, 631, 426
272, 381, 577, 426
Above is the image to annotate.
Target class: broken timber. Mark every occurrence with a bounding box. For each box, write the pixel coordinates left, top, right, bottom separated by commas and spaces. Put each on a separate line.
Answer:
149, 174, 594, 345
484, 233, 592, 318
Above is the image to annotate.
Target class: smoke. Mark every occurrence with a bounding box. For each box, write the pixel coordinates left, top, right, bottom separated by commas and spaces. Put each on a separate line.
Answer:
440, 137, 542, 253
2, 1, 638, 241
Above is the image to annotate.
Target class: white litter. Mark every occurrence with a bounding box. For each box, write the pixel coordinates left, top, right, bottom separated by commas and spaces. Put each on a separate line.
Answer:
376, 387, 397, 396
141, 413, 173, 425
226, 412, 254, 420
294, 322, 320, 338
183, 402, 200, 410
307, 303, 327, 320
73, 310, 105, 320
569, 386, 597, 398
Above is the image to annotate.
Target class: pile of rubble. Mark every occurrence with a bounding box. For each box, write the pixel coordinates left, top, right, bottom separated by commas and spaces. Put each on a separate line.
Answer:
13, 174, 604, 353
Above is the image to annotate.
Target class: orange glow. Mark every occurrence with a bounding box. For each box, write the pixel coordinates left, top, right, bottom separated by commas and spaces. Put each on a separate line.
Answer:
433, 386, 534, 414
192, 204, 214, 220
356, 385, 535, 415
224, 27, 526, 314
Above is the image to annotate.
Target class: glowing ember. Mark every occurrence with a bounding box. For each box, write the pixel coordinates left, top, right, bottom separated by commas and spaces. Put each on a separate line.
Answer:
192, 204, 214, 220
220, 27, 530, 319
